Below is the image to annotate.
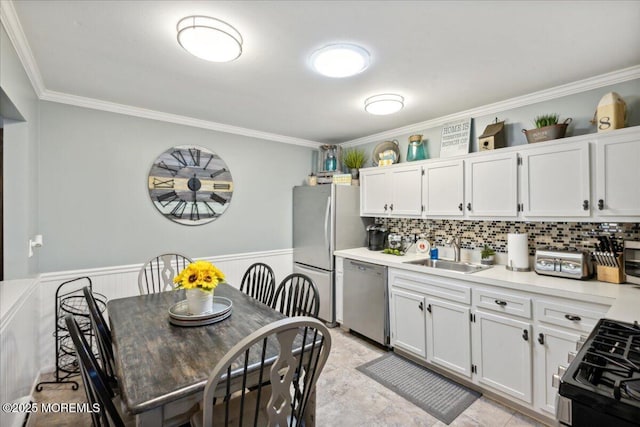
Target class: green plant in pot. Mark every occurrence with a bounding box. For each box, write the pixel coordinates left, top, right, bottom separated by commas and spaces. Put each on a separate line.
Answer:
343, 148, 368, 179
522, 113, 572, 143
481, 244, 496, 265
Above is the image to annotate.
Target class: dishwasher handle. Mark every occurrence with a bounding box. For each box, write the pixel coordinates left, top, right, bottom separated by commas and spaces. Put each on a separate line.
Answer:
348, 260, 384, 274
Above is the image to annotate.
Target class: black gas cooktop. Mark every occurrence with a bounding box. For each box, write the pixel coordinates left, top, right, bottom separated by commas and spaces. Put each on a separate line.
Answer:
558, 318, 640, 426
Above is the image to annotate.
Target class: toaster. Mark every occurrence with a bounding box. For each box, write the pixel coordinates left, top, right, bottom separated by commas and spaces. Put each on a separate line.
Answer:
534, 247, 593, 280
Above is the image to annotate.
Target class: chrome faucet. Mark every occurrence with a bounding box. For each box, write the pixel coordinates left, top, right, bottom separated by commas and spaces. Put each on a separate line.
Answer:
446, 235, 461, 262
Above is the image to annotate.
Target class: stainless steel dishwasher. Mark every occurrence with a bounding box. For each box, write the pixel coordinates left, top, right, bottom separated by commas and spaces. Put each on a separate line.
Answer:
343, 259, 389, 347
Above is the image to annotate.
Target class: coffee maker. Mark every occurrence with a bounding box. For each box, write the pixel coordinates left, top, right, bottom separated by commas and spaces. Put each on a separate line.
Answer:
367, 224, 388, 251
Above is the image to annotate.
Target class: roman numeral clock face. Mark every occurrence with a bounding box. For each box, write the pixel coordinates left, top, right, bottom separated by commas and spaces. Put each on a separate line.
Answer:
147, 145, 233, 225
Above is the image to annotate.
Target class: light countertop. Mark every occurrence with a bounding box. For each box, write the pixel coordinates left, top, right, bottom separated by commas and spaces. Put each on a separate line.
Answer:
334, 247, 639, 324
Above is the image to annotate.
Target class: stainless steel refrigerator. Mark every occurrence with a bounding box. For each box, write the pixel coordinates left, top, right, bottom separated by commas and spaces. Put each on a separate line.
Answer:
293, 185, 371, 325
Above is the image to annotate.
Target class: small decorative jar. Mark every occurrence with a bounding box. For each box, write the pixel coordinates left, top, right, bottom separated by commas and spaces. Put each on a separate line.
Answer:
185, 288, 214, 315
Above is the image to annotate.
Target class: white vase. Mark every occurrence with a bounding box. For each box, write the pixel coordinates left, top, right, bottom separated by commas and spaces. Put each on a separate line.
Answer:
185, 288, 214, 315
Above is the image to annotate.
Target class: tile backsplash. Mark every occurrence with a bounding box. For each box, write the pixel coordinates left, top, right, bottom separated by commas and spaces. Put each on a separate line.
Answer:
375, 218, 640, 255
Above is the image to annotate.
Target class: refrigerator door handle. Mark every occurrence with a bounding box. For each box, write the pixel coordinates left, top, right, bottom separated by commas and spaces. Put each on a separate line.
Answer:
324, 196, 331, 260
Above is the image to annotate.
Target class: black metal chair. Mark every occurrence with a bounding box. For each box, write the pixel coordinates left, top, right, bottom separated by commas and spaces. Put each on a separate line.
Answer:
137, 253, 193, 294
191, 317, 331, 427
65, 314, 133, 427
82, 286, 117, 392
272, 273, 320, 318
239, 262, 276, 306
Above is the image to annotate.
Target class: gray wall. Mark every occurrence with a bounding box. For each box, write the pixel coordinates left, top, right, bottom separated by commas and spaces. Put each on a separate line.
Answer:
1, 24, 40, 279
356, 80, 640, 165
37, 102, 312, 272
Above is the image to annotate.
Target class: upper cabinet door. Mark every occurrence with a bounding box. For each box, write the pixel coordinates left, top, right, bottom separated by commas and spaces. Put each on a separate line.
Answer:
422, 159, 464, 216
465, 152, 518, 217
595, 134, 640, 216
521, 141, 590, 217
390, 165, 423, 217
360, 168, 391, 216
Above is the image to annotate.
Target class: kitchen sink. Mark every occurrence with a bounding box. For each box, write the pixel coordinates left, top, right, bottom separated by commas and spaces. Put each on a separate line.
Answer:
403, 258, 492, 274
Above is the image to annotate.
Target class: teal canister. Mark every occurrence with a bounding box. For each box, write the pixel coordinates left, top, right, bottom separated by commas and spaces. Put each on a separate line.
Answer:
407, 135, 427, 161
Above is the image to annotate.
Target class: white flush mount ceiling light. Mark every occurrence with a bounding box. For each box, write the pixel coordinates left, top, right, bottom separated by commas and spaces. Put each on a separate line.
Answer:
364, 94, 405, 115
310, 43, 370, 78
177, 15, 243, 62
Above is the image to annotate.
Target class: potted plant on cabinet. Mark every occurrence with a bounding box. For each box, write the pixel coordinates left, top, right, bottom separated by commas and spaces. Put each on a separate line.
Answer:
481, 245, 496, 265
522, 113, 572, 143
343, 148, 368, 179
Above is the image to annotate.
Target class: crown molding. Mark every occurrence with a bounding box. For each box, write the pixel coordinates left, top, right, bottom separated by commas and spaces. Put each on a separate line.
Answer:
0, 0, 45, 96
3, 0, 637, 150
40, 89, 323, 148
341, 65, 640, 147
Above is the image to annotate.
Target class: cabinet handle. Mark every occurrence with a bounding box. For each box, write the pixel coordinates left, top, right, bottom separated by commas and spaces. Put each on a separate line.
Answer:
598, 199, 604, 210
582, 200, 589, 210
522, 329, 529, 341
538, 333, 545, 345
467, 203, 472, 211
418, 301, 424, 311
458, 203, 463, 211
565, 314, 581, 322
384, 204, 388, 211
389, 203, 394, 211
427, 304, 432, 313
494, 299, 507, 306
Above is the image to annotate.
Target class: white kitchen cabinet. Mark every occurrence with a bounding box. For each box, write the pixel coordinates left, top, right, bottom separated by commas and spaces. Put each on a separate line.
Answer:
473, 310, 533, 403
533, 325, 580, 415
360, 168, 389, 216
335, 257, 344, 324
389, 287, 427, 358
426, 297, 471, 377
465, 152, 518, 217
520, 141, 591, 217
595, 132, 640, 216
422, 159, 464, 216
360, 164, 422, 217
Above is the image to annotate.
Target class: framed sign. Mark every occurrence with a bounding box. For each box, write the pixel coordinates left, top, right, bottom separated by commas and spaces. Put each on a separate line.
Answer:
439, 118, 471, 158
147, 145, 233, 225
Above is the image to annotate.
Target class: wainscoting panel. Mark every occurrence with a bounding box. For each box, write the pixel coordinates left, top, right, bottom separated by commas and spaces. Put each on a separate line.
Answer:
37, 249, 293, 372
0, 280, 40, 427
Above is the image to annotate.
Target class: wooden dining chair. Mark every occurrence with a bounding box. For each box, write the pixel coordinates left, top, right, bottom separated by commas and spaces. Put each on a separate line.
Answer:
240, 262, 276, 306
137, 253, 193, 294
272, 273, 320, 318
65, 314, 134, 427
82, 286, 118, 392
191, 316, 332, 427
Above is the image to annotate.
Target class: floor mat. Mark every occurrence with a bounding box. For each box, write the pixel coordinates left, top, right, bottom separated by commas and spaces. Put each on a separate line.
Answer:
356, 353, 481, 425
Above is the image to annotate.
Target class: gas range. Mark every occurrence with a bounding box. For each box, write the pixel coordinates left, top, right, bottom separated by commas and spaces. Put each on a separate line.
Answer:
557, 318, 640, 426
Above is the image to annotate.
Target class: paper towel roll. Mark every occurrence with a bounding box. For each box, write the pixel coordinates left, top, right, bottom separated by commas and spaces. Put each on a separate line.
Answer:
507, 233, 530, 271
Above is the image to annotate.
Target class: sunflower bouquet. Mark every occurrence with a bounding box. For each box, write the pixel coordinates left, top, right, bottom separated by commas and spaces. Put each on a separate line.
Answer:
173, 260, 225, 294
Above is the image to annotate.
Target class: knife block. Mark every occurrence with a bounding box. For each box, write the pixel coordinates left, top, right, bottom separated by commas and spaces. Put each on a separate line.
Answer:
596, 255, 625, 284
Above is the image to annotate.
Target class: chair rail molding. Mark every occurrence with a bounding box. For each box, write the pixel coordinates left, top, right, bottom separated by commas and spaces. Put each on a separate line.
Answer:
37, 248, 294, 372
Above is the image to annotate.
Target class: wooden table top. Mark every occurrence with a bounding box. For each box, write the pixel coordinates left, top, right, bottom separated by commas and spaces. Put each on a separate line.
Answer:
108, 283, 287, 415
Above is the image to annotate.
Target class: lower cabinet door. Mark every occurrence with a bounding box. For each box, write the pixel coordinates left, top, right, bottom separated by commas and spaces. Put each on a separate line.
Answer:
426, 297, 471, 377
473, 311, 533, 403
534, 325, 580, 415
390, 288, 426, 358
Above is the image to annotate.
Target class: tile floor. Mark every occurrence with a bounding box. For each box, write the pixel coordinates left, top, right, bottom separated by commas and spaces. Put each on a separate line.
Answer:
30, 327, 547, 426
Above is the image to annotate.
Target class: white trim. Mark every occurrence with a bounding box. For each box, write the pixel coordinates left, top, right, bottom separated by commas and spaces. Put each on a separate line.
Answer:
39, 90, 323, 148
3, 0, 638, 149
341, 65, 640, 147
38, 248, 294, 282
0, 0, 45, 96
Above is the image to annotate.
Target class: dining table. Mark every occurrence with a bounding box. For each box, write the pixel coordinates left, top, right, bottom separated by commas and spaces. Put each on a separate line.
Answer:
108, 282, 314, 427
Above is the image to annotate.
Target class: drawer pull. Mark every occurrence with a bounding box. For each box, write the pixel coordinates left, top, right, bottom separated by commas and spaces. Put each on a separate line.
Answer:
458, 203, 463, 211
427, 304, 432, 313
418, 301, 424, 311
522, 329, 529, 341
538, 333, 545, 345
565, 314, 581, 322
494, 299, 507, 306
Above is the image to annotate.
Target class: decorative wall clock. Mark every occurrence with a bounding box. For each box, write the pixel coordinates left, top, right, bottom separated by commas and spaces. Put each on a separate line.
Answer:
147, 145, 233, 225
